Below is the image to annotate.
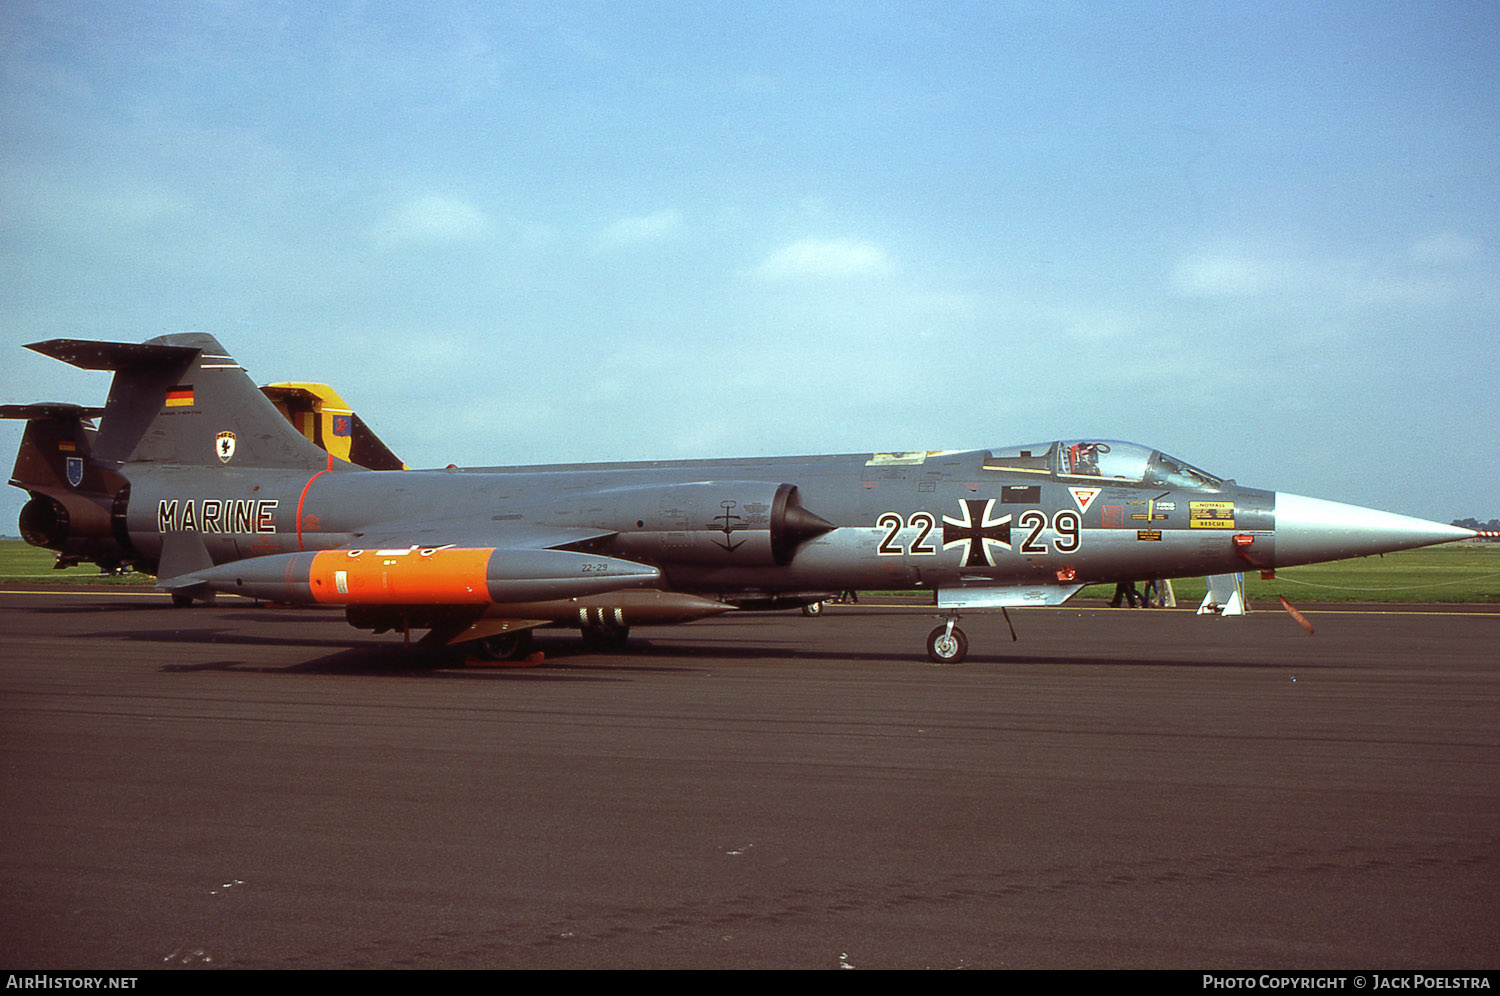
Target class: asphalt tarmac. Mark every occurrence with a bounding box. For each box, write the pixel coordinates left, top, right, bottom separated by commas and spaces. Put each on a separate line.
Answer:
1, 589, 1496, 970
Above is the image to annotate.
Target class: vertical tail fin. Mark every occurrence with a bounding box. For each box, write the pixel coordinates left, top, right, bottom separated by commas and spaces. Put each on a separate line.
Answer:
2, 402, 106, 493
26, 333, 334, 470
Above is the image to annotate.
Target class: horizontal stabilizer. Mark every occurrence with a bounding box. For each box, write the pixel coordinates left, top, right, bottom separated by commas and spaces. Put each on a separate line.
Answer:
26, 339, 201, 371
0, 403, 106, 422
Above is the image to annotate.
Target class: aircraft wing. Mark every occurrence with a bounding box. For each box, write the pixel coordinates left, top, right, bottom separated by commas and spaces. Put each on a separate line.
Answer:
339, 519, 619, 554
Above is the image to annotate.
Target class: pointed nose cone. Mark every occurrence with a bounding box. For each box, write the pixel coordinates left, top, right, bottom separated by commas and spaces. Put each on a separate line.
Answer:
1274, 492, 1475, 567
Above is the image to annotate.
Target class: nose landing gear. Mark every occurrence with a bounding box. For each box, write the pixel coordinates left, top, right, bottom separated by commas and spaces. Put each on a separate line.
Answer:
926, 616, 969, 663
924, 605, 1018, 663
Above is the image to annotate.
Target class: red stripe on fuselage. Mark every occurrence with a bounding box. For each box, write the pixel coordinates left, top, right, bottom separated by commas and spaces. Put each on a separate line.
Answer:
295, 452, 334, 551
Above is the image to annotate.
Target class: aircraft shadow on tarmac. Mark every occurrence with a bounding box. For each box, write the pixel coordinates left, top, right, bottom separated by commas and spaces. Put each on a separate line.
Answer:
30, 600, 214, 614
142, 632, 713, 678
86, 625, 377, 651
138, 630, 1328, 676
31, 598, 1328, 673
158, 653, 638, 681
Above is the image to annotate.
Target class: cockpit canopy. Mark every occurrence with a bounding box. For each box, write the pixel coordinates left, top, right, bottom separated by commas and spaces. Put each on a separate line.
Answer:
983, 440, 1223, 490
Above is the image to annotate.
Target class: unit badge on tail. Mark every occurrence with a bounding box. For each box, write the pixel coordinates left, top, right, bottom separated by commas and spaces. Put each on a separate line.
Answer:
216, 431, 236, 463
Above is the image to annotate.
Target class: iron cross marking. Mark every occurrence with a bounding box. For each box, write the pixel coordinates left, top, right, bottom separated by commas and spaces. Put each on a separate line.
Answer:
942, 498, 1012, 567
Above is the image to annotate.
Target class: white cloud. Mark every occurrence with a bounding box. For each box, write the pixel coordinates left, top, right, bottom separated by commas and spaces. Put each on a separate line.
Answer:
1170, 245, 1464, 308
1409, 232, 1483, 266
755, 238, 893, 281
1052, 306, 1142, 344
96, 189, 194, 225
375, 195, 490, 245
1170, 253, 1271, 298
595, 209, 683, 248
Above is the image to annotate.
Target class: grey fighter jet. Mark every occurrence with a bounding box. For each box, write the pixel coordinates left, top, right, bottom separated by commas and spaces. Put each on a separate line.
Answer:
4, 333, 1476, 663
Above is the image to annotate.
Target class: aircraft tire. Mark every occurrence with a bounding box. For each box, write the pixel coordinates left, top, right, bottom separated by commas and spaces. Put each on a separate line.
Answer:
926, 625, 968, 664
801, 601, 823, 616
475, 629, 533, 662
581, 624, 630, 652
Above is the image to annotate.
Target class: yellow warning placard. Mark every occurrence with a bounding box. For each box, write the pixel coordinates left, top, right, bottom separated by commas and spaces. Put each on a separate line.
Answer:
1189, 501, 1235, 529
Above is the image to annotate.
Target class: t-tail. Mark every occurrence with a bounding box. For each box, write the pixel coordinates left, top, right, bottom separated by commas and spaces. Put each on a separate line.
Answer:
26, 334, 336, 471
6, 333, 350, 572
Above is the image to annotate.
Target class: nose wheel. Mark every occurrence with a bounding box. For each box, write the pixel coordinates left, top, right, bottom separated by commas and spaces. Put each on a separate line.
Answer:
926, 618, 969, 663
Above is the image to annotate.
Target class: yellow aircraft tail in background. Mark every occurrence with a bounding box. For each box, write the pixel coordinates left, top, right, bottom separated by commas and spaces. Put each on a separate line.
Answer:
261, 382, 406, 471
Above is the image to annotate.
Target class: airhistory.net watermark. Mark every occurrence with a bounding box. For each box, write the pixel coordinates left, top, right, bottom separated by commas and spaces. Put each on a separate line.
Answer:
6, 978, 138, 990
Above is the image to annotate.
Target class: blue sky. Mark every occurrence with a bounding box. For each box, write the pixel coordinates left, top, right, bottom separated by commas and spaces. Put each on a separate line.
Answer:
2, 1, 1496, 531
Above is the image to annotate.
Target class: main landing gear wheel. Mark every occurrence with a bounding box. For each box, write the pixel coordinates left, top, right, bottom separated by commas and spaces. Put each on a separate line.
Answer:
474, 629, 534, 662
926, 624, 969, 664
801, 600, 823, 616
